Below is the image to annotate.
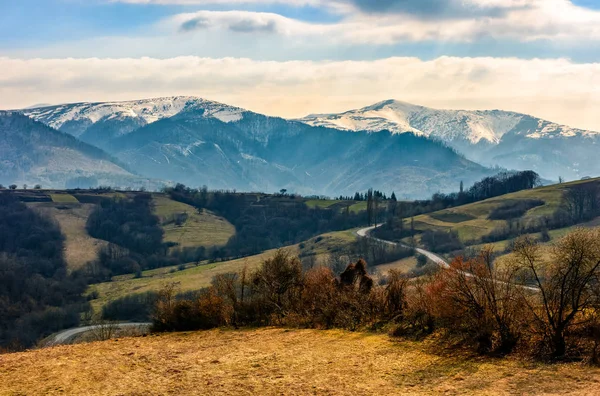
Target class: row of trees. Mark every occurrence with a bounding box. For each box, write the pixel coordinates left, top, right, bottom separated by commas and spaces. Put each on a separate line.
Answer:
0, 184, 42, 190
151, 228, 600, 361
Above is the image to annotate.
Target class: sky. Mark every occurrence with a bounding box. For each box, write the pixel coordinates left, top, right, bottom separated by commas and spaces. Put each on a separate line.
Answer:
1, 0, 600, 130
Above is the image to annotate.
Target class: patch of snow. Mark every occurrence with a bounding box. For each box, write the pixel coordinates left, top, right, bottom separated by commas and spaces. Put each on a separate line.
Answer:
23, 96, 246, 134
241, 153, 268, 163
299, 100, 530, 144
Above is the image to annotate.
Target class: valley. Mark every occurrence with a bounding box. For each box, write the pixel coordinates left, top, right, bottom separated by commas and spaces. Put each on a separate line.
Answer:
4, 169, 600, 395
5, 0, 600, 393
4, 98, 600, 395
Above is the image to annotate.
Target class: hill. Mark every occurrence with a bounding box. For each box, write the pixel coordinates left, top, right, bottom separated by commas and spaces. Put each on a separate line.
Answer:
22, 97, 494, 198
0, 111, 160, 190
2, 328, 599, 395
408, 177, 600, 243
299, 99, 600, 181
3, 190, 236, 270
86, 245, 298, 313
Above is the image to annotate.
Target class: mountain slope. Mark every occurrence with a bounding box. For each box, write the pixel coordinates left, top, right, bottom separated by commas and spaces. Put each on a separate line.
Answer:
22, 97, 494, 197
298, 100, 600, 180
0, 111, 155, 189
109, 107, 491, 197
22, 97, 246, 149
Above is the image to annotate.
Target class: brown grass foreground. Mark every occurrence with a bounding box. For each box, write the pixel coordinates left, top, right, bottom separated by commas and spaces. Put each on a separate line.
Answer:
2, 328, 600, 395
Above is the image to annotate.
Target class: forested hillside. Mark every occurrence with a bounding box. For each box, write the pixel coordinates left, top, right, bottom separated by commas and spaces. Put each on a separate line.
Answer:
0, 194, 87, 349
0, 111, 151, 190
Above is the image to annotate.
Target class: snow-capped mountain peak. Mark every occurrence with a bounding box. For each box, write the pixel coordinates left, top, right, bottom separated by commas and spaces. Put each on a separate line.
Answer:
298, 99, 528, 145
22, 96, 246, 137
299, 99, 600, 148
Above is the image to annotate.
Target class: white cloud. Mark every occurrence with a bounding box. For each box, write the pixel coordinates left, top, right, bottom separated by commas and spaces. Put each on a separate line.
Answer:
1, 56, 600, 131
108, 0, 600, 44
109, 0, 324, 5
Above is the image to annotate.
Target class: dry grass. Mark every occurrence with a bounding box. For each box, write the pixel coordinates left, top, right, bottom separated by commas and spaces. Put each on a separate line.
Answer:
152, 195, 235, 248
29, 202, 108, 270
375, 256, 418, 275
87, 246, 300, 313
299, 229, 358, 256
2, 328, 600, 395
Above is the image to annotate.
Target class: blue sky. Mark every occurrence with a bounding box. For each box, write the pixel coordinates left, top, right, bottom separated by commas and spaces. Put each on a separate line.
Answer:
2, 0, 600, 131
2, 0, 600, 61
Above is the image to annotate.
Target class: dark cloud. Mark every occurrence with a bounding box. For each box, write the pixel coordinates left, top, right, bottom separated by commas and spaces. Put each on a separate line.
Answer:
347, 0, 525, 19
228, 19, 277, 33
179, 15, 277, 34
180, 17, 211, 32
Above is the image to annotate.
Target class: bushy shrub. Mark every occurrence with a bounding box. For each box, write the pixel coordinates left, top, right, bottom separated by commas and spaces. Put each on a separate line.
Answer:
102, 292, 158, 322
488, 199, 545, 220
421, 229, 463, 253
149, 230, 600, 361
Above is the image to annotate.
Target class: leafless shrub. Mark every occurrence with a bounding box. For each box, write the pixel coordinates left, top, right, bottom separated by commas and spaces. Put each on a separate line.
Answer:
512, 229, 600, 359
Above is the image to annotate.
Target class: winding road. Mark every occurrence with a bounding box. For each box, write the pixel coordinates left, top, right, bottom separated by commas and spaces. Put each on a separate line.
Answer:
356, 224, 450, 268
357, 224, 539, 292
48, 323, 151, 346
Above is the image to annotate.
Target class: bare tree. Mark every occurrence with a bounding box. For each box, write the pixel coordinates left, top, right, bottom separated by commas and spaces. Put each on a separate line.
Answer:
512, 229, 600, 358
445, 247, 525, 354
89, 319, 120, 341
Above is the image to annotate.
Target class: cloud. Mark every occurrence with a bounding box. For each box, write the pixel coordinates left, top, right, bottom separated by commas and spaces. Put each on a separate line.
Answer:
180, 18, 211, 32
107, 0, 600, 45
162, 2, 600, 46
175, 11, 287, 34
2, 56, 600, 132
108, 0, 323, 5
344, 0, 527, 19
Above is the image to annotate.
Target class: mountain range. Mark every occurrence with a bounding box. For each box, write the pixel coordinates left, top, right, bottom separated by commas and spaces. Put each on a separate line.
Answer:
3, 96, 597, 197
300, 100, 600, 180
0, 111, 158, 190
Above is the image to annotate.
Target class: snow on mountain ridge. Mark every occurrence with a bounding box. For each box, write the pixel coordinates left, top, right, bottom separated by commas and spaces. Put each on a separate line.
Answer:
298, 99, 600, 145
23, 96, 246, 135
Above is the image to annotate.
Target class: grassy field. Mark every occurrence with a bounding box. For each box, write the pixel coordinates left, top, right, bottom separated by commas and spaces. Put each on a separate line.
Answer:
300, 229, 358, 256
87, 246, 300, 313
376, 256, 419, 275
87, 228, 361, 313
305, 199, 343, 209
22, 193, 235, 269
49, 193, 79, 203
3, 328, 600, 395
152, 195, 235, 248
408, 178, 600, 242
29, 202, 108, 270
305, 199, 367, 214
349, 201, 367, 213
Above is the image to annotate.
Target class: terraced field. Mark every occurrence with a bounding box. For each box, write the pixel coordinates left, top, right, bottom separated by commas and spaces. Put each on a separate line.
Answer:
409, 178, 600, 242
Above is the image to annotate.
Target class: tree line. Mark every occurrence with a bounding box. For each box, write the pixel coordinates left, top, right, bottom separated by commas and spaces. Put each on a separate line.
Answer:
165, 184, 368, 257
